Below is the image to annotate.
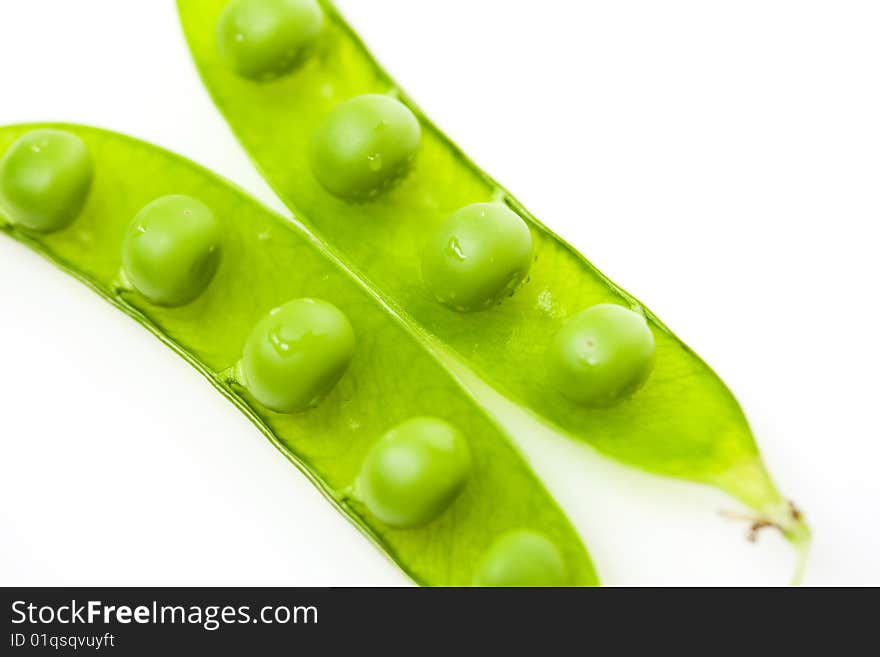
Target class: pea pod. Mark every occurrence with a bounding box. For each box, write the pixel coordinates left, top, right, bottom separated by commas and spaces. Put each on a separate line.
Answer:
0, 123, 598, 587
177, 0, 811, 568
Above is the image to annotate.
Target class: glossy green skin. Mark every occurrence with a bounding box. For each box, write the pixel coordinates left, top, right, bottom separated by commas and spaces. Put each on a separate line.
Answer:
310, 94, 421, 200
421, 203, 533, 312
121, 195, 222, 307
546, 304, 655, 406
0, 129, 93, 232
180, 0, 809, 544
0, 124, 598, 587
241, 298, 355, 413
357, 417, 471, 529
473, 530, 570, 587
216, 0, 323, 80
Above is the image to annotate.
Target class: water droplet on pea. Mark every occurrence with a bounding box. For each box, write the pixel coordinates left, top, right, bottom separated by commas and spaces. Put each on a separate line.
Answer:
216, 0, 324, 81
269, 323, 308, 354
241, 299, 356, 414
447, 237, 466, 260
422, 203, 533, 312
310, 94, 421, 200
121, 194, 221, 307
0, 129, 94, 232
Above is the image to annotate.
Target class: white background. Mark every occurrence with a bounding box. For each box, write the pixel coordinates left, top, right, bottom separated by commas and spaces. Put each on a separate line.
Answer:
1, 1, 877, 586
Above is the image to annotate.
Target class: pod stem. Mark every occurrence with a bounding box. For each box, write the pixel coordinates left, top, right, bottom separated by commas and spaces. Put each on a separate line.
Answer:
721, 500, 811, 585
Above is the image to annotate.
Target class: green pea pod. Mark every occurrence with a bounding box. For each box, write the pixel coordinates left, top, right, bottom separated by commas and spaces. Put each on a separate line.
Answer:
177, 0, 811, 575
0, 123, 598, 587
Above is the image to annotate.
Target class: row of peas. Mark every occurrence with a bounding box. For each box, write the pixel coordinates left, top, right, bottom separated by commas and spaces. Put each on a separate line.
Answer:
0, 124, 569, 585
218, 0, 658, 405
216, 0, 655, 582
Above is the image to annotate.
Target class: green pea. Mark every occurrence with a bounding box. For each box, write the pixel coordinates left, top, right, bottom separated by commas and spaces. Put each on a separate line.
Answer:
121, 195, 222, 307
356, 417, 471, 529
473, 530, 569, 587
310, 94, 421, 200
216, 0, 323, 80
0, 129, 93, 233
546, 304, 655, 406
421, 203, 533, 312
241, 298, 355, 413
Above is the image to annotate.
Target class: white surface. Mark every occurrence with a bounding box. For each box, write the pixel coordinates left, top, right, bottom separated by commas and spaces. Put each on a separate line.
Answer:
0, 0, 877, 586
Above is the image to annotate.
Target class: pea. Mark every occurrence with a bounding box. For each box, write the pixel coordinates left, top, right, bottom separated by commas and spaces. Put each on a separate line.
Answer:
216, 0, 323, 80
241, 298, 355, 413
421, 203, 533, 312
546, 304, 655, 406
0, 129, 93, 233
356, 417, 471, 529
121, 195, 222, 307
310, 94, 421, 200
473, 530, 570, 587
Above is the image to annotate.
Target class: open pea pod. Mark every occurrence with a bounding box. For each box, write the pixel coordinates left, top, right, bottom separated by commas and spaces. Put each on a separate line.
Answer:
0, 123, 598, 587
178, 0, 811, 568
